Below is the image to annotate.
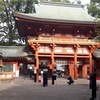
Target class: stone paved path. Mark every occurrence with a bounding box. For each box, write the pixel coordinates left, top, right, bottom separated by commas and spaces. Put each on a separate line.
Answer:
0, 78, 100, 100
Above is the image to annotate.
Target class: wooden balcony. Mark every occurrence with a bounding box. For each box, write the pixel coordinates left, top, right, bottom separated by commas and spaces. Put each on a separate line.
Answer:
28, 36, 100, 45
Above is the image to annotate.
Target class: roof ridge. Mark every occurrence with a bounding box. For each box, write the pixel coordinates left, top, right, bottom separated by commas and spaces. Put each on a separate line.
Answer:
39, 1, 84, 8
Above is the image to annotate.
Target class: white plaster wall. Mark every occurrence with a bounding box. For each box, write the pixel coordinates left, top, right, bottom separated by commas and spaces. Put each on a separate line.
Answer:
15, 70, 19, 78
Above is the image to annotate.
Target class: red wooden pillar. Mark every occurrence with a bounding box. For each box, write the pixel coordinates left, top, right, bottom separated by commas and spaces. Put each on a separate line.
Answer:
16, 62, 20, 71
35, 48, 39, 81
51, 51, 54, 72
28, 42, 40, 81
74, 52, 78, 79
88, 45, 98, 74
16, 62, 20, 78
50, 44, 55, 72
69, 61, 74, 79
12, 62, 16, 79
74, 45, 78, 79
88, 45, 99, 74
50, 64, 52, 70
82, 61, 87, 78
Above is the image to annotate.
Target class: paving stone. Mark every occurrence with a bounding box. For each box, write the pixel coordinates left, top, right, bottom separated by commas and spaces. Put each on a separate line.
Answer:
0, 78, 99, 100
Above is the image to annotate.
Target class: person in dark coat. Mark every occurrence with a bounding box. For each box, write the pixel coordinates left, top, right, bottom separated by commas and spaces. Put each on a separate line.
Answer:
34, 71, 37, 82
67, 76, 74, 85
52, 71, 57, 85
90, 68, 96, 100
52, 72, 54, 85
29, 69, 33, 79
43, 69, 48, 87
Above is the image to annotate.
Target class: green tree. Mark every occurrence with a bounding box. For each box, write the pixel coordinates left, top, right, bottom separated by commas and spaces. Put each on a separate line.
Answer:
77, 0, 81, 4
87, 0, 100, 38
90, 0, 100, 3
51, 0, 70, 3
88, 0, 100, 18
71, 0, 81, 4
65, 0, 70, 3
51, 0, 62, 2
0, 0, 37, 46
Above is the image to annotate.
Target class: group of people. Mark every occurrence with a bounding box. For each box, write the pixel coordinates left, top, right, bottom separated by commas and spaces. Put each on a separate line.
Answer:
43, 70, 57, 87
32, 69, 57, 87
42, 71, 74, 86
31, 67, 98, 100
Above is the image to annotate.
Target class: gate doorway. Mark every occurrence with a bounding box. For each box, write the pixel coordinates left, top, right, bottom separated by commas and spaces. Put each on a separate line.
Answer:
78, 65, 82, 78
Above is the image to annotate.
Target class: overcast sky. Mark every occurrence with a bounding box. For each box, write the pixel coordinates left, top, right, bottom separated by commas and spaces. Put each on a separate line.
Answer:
70, 0, 90, 4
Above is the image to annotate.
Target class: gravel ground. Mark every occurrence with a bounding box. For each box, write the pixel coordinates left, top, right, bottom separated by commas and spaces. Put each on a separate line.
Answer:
0, 78, 99, 100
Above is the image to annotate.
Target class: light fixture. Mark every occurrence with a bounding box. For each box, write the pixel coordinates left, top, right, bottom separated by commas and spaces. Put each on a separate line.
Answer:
39, 28, 41, 31
28, 27, 31, 29
90, 31, 92, 33
53, 29, 55, 32
77, 30, 79, 33
15, 18, 19, 20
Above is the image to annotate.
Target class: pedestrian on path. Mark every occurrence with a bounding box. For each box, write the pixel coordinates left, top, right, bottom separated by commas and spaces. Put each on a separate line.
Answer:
43, 69, 48, 87
89, 68, 97, 100
67, 76, 74, 85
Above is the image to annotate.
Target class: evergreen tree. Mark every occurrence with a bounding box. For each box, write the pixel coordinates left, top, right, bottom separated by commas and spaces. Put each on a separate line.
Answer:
0, 0, 38, 46
87, 0, 100, 38
88, 0, 100, 18
51, 0, 70, 3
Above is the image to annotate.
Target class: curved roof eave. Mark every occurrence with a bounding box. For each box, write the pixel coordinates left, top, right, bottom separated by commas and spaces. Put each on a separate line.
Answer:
13, 12, 96, 25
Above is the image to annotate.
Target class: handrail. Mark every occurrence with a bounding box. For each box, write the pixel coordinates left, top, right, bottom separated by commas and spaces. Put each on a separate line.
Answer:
28, 36, 100, 45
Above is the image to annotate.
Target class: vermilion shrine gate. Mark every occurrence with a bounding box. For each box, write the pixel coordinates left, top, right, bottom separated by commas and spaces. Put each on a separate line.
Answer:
14, 2, 100, 80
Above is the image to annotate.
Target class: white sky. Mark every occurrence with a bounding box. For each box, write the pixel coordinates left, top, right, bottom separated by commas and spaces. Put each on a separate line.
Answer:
70, 0, 90, 4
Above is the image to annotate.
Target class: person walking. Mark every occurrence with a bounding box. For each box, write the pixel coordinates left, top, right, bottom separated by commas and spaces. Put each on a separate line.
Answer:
90, 68, 97, 100
43, 69, 48, 87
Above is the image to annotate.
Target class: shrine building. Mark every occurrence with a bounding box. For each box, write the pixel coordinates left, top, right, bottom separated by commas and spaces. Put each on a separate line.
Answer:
13, 2, 100, 80
0, 46, 28, 80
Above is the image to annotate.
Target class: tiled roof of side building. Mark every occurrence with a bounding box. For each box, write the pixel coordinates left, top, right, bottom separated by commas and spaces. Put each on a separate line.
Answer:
92, 49, 100, 59
14, 2, 98, 23
0, 46, 28, 57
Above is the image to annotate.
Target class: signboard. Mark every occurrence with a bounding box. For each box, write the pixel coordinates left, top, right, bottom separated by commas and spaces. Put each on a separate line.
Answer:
55, 60, 68, 65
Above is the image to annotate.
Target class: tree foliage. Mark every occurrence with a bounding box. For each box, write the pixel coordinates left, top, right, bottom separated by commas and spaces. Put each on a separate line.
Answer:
77, 0, 81, 4
0, 0, 38, 46
51, 0, 70, 3
71, 0, 81, 4
90, 0, 100, 3
88, 0, 100, 18
87, 0, 100, 38
0, 0, 83, 46
94, 19, 100, 38
65, 0, 70, 3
